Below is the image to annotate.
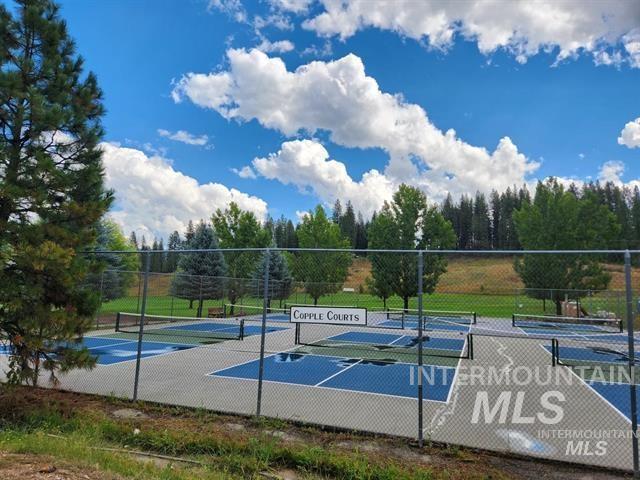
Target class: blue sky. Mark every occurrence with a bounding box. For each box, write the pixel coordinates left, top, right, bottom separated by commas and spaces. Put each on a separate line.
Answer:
53, 0, 640, 240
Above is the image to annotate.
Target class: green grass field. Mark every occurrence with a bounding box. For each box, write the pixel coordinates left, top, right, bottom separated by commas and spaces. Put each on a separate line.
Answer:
96, 289, 624, 324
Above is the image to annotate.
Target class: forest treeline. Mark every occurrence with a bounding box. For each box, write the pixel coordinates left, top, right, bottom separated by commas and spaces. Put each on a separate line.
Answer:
134, 180, 638, 273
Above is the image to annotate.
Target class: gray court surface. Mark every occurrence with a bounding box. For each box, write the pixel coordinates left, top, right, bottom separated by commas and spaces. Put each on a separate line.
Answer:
0, 312, 635, 472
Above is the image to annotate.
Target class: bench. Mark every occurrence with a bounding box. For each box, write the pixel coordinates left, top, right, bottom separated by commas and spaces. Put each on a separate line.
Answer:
207, 307, 224, 318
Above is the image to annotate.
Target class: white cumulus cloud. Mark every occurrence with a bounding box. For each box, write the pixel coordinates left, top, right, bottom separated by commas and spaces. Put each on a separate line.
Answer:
268, 0, 313, 14
252, 139, 394, 216
100, 143, 267, 240
157, 128, 211, 147
618, 117, 640, 148
597, 160, 640, 190
256, 38, 295, 53
172, 48, 539, 204
231, 165, 257, 179
302, 0, 640, 67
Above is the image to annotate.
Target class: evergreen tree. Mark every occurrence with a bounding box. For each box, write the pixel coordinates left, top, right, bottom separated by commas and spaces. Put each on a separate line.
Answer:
184, 220, 195, 244
171, 222, 226, 316
86, 220, 137, 302
354, 213, 369, 251
254, 248, 293, 309
165, 231, 181, 272
332, 199, 343, 224
441, 193, 458, 246
489, 190, 501, 248
129, 231, 139, 250
293, 205, 352, 304
0, 0, 113, 385
472, 192, 490, 249
458, 195, 474, 249
285, 220, 298, 248
340, 201, 357, 246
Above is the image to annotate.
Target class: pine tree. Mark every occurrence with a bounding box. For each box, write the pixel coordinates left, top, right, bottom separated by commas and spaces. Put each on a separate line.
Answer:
340, 201, 357, 246
171, 222, 227, 316
472, 192, 490, 249
165, 231, 181, 272
129, 231, 139, 250
441, 193, 459, 247
184, 220, 195, 244
86, 220, 137, 302
254, 248, 293, 309
332, 199, 343, 224
285, 220, 298, 248
489, 190, 501, 248
458, 195, 474, 249
354, 212, 368, 251
0, 0, 113, 385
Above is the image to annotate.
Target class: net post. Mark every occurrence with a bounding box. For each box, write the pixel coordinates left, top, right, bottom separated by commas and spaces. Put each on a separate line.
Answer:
257, 248, 270, 417
467, 333, 474, 360
115, 312, 121, 332
239, 319, 245, 340
511, 314, 516, 327
472, 311, 477, 325
624, 250, 639, 476
133, 251, 150, 402
551, 338, 557, 367
417, 251, 424, 448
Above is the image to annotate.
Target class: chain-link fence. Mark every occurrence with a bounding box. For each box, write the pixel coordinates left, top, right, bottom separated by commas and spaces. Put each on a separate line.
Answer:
3, 248, 640, 473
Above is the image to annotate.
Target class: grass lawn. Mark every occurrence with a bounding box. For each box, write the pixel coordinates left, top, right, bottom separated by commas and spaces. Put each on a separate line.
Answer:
97, 290, 624, 323
95, 256, 628, 324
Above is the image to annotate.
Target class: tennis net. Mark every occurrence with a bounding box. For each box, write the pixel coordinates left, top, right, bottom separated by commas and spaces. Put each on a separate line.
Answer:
512, 313, 623, 333
223, 303, 290, 322
115, 312, 245, 341
385, 308, 477, 327
294, 322, 473, 362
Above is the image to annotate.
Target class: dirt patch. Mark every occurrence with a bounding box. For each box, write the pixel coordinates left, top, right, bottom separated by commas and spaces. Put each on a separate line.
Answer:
0, 452, 121, 480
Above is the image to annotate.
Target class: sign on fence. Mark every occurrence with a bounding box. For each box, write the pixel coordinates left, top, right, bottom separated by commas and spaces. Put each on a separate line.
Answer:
290, 305, 367, 326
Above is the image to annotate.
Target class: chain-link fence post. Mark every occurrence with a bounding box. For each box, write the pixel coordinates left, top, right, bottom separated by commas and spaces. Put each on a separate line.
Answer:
625, 250, 639, 476
133, 251, 151, 402
257, 248, 270, 416
417, 250, 424, 447
96, 269, 104, 329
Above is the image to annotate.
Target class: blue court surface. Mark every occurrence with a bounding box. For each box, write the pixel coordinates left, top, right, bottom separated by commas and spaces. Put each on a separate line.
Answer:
553, 345, 637, 365
0, 337, 195, 365
588, 381, 640, 423
210, 352, 456, 402
85, 339, 194, 365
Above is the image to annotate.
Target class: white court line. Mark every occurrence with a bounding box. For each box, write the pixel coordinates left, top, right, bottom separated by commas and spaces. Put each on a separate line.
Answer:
314, 359, 363, 387
210, 372, 450, 404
